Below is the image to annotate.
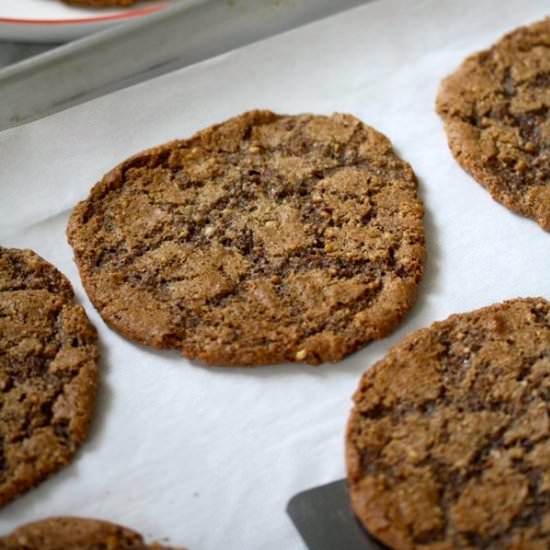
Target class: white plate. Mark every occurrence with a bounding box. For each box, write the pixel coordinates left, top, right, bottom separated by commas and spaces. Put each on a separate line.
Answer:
0, 0, 171, 43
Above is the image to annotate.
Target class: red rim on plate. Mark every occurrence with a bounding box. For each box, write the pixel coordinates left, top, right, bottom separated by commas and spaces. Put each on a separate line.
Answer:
0, 3, 167, 25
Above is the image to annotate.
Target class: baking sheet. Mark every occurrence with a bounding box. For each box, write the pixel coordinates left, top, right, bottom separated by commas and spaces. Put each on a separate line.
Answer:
0, 0, 367, 130
0, 0, 548, 548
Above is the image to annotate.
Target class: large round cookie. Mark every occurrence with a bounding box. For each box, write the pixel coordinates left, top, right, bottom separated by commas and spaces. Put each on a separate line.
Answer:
0, 517, 181, 549
0, 248, 98, 507
68, 111, 425, 366
436, 18, 550, 230
347, 298, 550, 549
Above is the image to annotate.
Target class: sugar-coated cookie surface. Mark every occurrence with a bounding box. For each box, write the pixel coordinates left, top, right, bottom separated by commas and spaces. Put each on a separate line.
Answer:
437, 18, 550, 230
347, 297, 550, 549
0, 248, 98, 507
68, 110, 425, 366
0, 517, 183, 549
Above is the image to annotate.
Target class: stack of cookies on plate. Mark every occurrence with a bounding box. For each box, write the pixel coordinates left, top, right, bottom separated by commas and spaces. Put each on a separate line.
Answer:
1, 15, 548, 550
62, 0, 139, 7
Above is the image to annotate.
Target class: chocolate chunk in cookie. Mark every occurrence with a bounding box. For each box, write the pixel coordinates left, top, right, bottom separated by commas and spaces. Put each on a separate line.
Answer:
0, 247, 98, 507
0, 517, 183, 549
347, 297, 550, 549
68, 110, 425, 366
437, 18, 550, 230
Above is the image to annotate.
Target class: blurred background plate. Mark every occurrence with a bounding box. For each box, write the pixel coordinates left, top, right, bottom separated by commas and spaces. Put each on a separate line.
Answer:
0, 0, 171, 43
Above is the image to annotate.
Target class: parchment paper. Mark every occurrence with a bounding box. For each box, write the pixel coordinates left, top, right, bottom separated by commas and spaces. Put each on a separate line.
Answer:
0, 1, 548, 548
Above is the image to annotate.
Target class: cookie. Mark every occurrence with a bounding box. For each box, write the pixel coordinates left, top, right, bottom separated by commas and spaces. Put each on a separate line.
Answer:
436, 18, 550, 230
0, 247, 98, 507
0, 517, 182, 549
67, 110, 424, 366
347, 298, 550, 549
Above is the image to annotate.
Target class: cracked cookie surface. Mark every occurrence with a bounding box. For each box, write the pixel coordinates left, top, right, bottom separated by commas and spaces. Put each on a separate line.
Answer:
436, 18, 550, 230
0, 517, 182, 549
347, 298, 550, 549
0, 247, 98, 507
67, 110, 424, 366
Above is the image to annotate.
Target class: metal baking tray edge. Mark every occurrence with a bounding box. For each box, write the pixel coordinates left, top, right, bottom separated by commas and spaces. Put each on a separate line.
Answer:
0, 0, 369, 131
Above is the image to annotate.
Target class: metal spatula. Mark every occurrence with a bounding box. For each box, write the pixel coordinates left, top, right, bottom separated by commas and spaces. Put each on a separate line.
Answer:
287, 479, 388, 550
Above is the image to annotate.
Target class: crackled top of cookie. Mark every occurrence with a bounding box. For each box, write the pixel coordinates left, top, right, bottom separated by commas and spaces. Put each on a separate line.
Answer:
347, 298, 550, 549
68, 110, 424, 366
437, 18, 550, 230
0, 248, 98, 507
0, 517, 182, 549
